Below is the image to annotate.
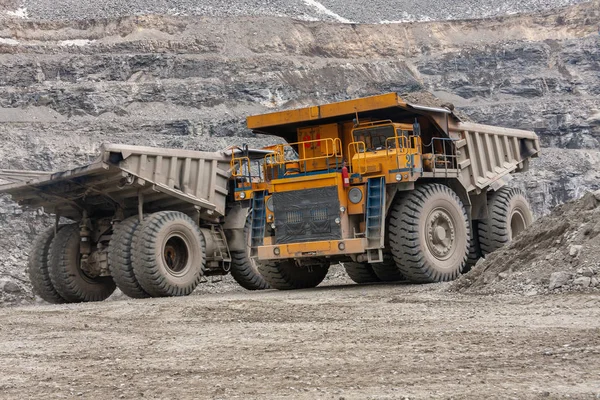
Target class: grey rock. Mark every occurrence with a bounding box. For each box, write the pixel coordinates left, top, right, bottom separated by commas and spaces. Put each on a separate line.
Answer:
581, 268, 595, 278
549, 271, 572, 290
573, 276, 591, 287
3, 281, 21, 294
590, 277, 599, 288
569, 245, 582, 257
498, 272, 510, 280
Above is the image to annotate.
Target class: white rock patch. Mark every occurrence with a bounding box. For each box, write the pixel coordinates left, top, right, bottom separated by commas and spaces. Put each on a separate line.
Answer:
301, 0, 352, 23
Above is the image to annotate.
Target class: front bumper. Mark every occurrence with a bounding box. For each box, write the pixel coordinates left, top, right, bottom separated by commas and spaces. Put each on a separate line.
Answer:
257, 238, 367, 260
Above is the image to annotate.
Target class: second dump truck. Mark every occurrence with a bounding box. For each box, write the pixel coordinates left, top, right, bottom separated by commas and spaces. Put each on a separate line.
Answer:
232, 93, 539, 289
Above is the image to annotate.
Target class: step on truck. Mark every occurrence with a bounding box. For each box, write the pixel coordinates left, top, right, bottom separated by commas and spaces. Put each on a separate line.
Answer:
0, 144, 270, 303
233, 93, 540, 289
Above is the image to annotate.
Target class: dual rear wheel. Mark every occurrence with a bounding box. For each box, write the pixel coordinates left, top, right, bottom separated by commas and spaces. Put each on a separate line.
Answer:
29, 211, 207, 303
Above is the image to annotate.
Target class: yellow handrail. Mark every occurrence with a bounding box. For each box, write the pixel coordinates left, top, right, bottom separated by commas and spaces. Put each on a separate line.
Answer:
348, 141, 367, 174
265, 137, 343, 168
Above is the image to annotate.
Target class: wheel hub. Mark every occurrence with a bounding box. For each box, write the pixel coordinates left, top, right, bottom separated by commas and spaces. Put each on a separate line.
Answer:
426, 209, 456, 260
163, 235, 190, 274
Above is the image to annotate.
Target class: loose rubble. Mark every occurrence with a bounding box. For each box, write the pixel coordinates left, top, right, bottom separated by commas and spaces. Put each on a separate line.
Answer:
4, 0, 587, 23
453, 190, 600, 294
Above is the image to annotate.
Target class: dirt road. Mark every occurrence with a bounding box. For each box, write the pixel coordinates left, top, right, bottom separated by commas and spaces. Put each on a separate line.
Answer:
1, 281, 599, 399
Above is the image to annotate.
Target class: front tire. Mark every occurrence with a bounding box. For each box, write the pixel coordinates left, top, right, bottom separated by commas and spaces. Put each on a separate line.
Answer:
371, 254, 405, 282
229, 215, 270, 290
343, 262, 380, 284
258, 260, 329, 290
389, 183, 469, 283
48, 224, 116, 302
132, 211, 206, 297
478, 187, 533, 255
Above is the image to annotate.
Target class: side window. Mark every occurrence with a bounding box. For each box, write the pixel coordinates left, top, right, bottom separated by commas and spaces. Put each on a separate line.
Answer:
396, 130, 411, 148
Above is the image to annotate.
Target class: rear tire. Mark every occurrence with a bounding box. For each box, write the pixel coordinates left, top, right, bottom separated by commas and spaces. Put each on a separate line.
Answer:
478, 187, 533, 256
132, 211, 206, 297
230, 215, 270, 290
389, 183, 469, 283
258, 260, 329, 290
108, 215, 150, 299
463, 220, 482, 273
27, 226, 66, 304
48, 224, 116, 302
343, 262, 380, 284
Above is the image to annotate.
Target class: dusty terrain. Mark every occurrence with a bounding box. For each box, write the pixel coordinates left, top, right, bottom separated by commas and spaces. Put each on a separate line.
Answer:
0, 278, 599, 399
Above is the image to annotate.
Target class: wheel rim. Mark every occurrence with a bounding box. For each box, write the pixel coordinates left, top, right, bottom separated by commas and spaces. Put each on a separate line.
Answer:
426, 207, 457, 261
163, 234, 190, 276
509, 209, 527, 240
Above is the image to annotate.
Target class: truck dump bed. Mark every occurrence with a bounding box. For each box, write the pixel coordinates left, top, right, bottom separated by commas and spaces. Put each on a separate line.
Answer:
0, 144, 232, 220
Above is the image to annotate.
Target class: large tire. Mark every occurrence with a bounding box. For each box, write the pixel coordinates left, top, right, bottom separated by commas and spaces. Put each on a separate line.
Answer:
132, 211, 206, 297
371, 254, 405, 282
258, 260, 329, 290
344, 262, 380, 284
478, 187, 533, 256
229, 215, 270, 290
463, 220, 482, 273
27, 226, 65, 304
108, 215, 150, 298
48, 224, 116, 302
389, 183, 469, 283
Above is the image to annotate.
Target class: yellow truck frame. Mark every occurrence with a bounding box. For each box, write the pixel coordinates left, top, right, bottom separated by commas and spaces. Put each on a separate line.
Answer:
232, 93, 540, 289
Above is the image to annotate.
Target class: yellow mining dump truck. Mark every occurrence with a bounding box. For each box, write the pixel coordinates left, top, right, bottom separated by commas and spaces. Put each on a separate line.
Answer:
0, 144, 270, 303
232, 93, 540, 289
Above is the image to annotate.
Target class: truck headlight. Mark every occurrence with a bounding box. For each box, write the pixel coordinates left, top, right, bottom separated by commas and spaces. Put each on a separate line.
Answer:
348, 187, 362, 204
266, 196, 274, 212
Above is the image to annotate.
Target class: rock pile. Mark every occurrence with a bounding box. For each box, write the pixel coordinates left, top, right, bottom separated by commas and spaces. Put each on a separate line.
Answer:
453, 190, 600, 295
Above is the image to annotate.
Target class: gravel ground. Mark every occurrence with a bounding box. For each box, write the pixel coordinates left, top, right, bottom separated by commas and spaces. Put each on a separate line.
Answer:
6, 0, 589, 22
1, 285, 599, 399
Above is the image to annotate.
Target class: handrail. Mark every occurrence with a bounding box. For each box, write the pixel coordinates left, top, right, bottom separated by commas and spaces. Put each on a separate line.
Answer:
348, 141, 367, 174
265, 137, 343, 171
430, 137, 458, 178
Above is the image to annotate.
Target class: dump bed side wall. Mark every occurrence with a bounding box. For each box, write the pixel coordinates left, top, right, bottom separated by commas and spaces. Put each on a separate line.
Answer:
113, 146, 232, 216
451, 122, 540, 194
0, 144, 232, 219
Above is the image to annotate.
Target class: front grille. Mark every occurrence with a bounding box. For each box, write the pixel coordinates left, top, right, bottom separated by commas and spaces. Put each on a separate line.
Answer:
273, 186, 341, 244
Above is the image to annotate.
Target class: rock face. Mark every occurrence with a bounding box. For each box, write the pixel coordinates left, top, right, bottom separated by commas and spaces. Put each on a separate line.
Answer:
0, 2, 598, 304
5, 0, 589, 23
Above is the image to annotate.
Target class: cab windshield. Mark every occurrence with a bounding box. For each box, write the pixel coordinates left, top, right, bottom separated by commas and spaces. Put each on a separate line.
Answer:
353, 125, 396, 151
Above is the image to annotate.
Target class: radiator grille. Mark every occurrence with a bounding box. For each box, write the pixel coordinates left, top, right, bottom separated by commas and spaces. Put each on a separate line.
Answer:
273, 186, 341, 244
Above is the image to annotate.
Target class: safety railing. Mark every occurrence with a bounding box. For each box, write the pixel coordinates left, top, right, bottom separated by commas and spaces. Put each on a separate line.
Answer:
230, 155, 263, 189
427, 137, 458, 178
348, 141, 368, 174
349, 135, 423, 176
263, 137, 343, 180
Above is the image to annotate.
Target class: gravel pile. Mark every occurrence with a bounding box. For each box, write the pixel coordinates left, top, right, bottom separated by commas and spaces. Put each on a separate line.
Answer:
452, 190, 600, 295
7, 0, 588, 22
